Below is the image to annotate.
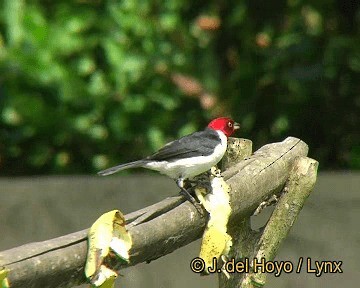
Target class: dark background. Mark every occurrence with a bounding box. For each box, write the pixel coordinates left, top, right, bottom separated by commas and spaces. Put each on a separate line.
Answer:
0, 1, 359, 174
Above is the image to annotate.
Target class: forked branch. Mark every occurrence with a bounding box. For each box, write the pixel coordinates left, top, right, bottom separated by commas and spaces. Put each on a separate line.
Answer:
0, 137, 308, 288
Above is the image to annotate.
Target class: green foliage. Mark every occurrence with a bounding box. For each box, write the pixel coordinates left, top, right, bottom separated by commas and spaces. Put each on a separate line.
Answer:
0, 0, 358, 174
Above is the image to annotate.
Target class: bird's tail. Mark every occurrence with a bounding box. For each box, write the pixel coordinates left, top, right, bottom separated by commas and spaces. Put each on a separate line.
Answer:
97, 160, 147, 176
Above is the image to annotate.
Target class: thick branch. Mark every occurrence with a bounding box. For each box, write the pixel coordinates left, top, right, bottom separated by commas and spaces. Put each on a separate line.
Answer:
0, 137, 308, 288
221, 156, 318, 288
240, 156, 319, 287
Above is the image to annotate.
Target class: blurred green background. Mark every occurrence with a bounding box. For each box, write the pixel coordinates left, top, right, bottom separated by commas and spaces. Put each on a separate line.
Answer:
0, 0, 359, 175
0, 2, 359, 288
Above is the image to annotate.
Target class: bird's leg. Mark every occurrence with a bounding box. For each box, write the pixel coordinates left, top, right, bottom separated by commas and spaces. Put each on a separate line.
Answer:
176, 178, 206, 215
176, 178, 197, 204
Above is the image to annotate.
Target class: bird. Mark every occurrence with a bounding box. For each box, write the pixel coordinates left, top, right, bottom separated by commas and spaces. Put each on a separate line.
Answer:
98, 117, 240, 202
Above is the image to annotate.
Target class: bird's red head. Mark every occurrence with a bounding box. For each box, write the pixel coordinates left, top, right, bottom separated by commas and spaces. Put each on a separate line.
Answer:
207, 117, 240, 137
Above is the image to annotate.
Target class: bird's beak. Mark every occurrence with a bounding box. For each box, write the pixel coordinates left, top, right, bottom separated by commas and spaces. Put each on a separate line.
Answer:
234, 122, 240, 130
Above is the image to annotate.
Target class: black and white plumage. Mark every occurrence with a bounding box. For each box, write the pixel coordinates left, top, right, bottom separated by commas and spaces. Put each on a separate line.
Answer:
98, 117, 240, 194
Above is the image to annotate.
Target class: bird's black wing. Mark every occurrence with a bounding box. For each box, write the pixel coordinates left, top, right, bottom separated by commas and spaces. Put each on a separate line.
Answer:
147, 128, 221, 162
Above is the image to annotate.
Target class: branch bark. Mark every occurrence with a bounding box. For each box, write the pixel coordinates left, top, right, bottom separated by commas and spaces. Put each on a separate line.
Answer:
0, 137, 308, 288
241, 156, 318, 287
220, 156, 319, 288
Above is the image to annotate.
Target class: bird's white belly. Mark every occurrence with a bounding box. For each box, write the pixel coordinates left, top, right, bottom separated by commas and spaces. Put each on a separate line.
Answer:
144, 137, 227, 179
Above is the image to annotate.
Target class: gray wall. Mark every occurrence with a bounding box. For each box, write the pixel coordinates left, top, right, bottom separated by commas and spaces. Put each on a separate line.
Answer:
0, 173, 359, 287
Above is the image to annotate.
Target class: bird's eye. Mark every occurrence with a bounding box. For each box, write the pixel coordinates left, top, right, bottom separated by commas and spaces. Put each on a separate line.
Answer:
228, 122, 233, 128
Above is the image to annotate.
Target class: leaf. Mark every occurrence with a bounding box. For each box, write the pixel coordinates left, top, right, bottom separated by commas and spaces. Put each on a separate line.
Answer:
4, 0, 24, 46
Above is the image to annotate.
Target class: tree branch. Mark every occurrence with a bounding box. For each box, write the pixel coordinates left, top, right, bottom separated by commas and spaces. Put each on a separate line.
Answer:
220, 156, 318, 288
0, 137, 308, 288
242, 156, 318, 287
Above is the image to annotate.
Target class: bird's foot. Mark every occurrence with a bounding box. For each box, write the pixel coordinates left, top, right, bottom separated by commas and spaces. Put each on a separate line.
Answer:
176, 178, 204, 214
179, 187, 197, 204
179, 188, 204, 214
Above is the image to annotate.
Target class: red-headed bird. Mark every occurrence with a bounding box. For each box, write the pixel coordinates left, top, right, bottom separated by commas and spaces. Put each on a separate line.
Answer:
98, 117, 240, 200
